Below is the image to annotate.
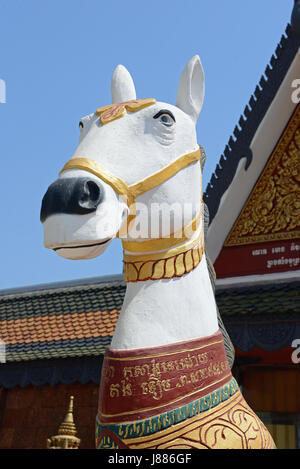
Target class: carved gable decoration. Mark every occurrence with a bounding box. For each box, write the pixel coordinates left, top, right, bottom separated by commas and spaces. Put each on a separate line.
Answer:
214, 105, 300, 279
225, 104, 300, 247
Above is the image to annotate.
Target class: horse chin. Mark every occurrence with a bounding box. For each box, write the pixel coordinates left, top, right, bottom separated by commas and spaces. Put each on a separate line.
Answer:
52, 239, 112, 260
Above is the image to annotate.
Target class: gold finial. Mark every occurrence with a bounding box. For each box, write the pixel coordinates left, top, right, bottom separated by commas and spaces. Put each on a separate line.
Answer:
47, 396, 81, 449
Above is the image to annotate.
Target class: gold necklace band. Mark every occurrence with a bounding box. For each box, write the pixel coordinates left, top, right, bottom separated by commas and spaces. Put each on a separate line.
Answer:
123, 230, 204, 282
123, 228, 202, 262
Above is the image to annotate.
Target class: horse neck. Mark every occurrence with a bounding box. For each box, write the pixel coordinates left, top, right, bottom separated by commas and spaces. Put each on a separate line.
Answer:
110, 227, 219, 351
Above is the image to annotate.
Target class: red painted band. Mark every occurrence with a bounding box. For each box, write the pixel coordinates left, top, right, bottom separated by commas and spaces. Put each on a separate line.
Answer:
98, 330, 231, 423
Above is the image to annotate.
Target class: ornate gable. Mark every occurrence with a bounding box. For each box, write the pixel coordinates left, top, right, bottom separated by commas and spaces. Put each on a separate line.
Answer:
214, 105, 300, 279
225, 105, 300, 247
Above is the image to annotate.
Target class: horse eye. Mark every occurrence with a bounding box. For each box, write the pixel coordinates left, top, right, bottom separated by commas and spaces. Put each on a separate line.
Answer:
153, 110, 175, 127
79, 121, 84, 130
160, 114, 173, 126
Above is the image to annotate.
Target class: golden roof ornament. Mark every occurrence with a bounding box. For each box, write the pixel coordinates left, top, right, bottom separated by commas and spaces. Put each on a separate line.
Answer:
47, 396, 81, 449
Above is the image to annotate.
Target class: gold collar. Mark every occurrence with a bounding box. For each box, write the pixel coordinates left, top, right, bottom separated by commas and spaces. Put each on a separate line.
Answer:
123, 229, 204, 282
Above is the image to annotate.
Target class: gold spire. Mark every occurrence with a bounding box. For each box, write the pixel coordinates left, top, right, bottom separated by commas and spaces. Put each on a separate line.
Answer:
47, 396, 81, 449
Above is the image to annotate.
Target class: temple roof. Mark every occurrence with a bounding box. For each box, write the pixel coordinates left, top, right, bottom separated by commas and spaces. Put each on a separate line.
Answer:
216, 280, 299, 318
205, 17, 300, 272
0, 275, 298, 368
0, 275, 124, 362
204, 22, 300, 227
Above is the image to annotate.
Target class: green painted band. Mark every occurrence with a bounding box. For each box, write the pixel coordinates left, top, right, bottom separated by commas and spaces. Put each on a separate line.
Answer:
96, 377, 239, 444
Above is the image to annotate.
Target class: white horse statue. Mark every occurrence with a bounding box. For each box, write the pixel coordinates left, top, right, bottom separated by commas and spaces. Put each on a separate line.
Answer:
40, 56, 275, 449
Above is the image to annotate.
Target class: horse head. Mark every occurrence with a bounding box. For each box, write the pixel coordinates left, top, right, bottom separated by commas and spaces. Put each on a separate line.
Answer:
40, 56, 205, 260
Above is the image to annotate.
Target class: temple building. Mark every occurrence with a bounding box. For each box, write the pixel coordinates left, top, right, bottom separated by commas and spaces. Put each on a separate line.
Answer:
0, 5, 299, 450
204, 9, 300, 448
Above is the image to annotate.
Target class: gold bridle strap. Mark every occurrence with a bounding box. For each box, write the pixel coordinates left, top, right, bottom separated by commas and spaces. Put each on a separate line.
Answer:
128, 148, 201, 199
122, 211, 201, 253
59, 146, 201, 236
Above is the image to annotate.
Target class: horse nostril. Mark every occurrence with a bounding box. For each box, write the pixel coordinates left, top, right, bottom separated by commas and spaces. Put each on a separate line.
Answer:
78, 180, 103, 210
40, 177, 104, 222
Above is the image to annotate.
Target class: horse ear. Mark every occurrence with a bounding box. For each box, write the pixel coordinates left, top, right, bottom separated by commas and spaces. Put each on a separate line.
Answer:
111, 64, 136, 103
176, 55, 205, 123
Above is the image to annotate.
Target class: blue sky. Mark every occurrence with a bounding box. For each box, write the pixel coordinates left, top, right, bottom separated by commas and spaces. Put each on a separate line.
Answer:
0, 0, 294, 289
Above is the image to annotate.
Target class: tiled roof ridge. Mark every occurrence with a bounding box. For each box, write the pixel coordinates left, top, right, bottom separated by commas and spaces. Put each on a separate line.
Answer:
204, 23, 300, 223
0, 307, 120, 343
0, 275, 125, 301
4, 336, 112, 362
216, 279, 300, 296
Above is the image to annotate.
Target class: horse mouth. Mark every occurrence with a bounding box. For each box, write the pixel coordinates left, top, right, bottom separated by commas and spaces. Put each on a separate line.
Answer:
52, 238, 112, 252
